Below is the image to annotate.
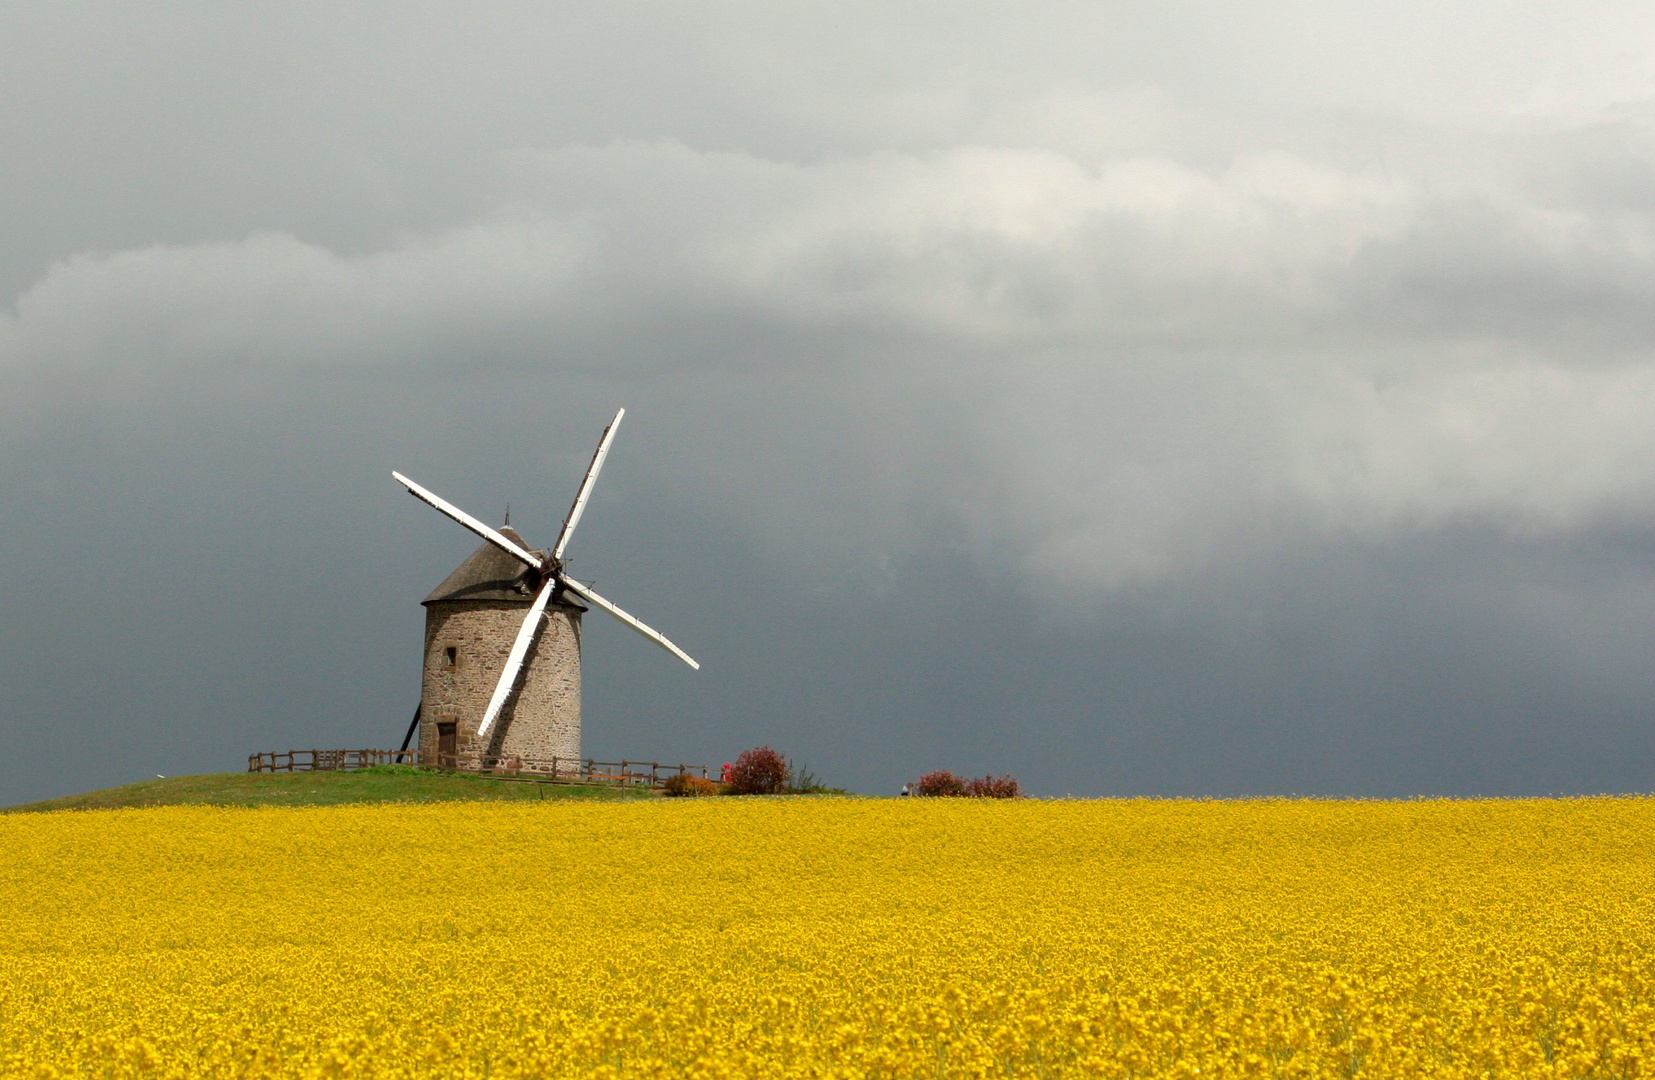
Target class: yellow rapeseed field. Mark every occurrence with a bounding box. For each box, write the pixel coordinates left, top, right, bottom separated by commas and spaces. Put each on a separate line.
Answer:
2, 796, 1652, 1078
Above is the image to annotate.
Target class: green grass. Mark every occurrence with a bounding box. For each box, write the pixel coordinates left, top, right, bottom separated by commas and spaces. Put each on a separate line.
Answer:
2, 766, 658, 813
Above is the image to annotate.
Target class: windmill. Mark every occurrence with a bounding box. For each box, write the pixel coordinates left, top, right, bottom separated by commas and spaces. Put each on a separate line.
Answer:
393, 409, 697, 771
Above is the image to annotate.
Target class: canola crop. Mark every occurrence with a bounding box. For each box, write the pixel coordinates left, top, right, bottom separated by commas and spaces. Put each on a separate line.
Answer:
2, 797, 1653, 1078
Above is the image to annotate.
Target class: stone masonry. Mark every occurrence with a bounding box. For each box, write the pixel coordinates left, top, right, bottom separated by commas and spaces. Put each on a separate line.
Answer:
418, 526, 584, 771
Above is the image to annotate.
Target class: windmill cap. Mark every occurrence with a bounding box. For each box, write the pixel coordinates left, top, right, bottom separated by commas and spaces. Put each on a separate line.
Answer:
421, 526, 586, 609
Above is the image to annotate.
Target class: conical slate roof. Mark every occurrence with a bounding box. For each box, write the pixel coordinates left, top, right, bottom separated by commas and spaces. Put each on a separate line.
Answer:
422, 526, 541, 605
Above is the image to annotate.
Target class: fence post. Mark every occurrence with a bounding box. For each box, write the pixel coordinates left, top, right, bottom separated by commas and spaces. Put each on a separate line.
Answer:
246, 748, 709, 785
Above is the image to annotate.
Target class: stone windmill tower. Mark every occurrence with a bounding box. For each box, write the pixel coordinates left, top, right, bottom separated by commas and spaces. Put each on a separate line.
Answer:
417, 523, 586, 768
394, 410, 699, 771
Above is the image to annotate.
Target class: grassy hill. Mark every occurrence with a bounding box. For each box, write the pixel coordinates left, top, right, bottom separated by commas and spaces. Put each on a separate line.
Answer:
3, 766, 657, 813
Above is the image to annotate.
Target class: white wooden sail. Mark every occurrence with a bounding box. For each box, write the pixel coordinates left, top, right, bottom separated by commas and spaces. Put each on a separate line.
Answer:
393, 471, 544, 569
553, 408, 624, 562
559, 575, 699, 670
476, 576, 558, 739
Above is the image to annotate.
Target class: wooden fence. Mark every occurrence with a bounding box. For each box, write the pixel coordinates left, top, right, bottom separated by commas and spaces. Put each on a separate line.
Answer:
248, 749, 419, 773
247, 749, 708, 789
474, 756, 710, 788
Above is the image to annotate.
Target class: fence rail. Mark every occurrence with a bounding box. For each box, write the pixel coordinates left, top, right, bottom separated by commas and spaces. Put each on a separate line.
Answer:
247, 749, 707, 789
475, 757, 710, 787
248, 749, 418, 773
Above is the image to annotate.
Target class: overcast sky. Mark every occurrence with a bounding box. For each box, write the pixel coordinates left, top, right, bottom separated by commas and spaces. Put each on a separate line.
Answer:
6, 1, 1655, 803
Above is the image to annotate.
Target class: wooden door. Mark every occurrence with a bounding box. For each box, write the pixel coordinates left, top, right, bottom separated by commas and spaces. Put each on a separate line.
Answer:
437, 722, 457, 770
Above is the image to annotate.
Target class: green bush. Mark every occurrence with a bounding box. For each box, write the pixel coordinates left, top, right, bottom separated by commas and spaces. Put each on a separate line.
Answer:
787, 761, 823, 794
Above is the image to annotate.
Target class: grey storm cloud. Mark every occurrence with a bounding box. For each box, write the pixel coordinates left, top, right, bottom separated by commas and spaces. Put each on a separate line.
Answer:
5, 0, 1655, 803
9, 135, 1655, 590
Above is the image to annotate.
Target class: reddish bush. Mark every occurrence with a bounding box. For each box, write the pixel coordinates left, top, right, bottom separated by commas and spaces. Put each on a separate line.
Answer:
725, 746, 792, 795
964, 774, 1022, 799
916, 770, 967, 797
663, 773, 721, 797
915, 770, 1022, 798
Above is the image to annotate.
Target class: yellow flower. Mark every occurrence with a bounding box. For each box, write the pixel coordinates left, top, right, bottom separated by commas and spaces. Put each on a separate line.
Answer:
1, 797, 1652, 1077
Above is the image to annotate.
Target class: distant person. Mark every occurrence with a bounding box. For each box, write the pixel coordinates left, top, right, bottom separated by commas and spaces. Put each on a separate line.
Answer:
900, 783, 911, 797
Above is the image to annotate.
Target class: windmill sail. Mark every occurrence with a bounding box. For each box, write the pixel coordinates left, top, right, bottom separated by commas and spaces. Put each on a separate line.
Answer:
553, 408, 624, 562
560, 575, 699, 670
476, 576, 559, 739
393, 472, 544, 569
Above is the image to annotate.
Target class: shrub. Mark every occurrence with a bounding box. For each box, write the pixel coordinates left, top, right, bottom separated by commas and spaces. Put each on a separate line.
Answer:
786, 761, 833, 795
916, 770, 967, 797
663, 774, 721, 797
726, 746, 791, 795
915, 771, 1022, 798
964, 774, 1022, 799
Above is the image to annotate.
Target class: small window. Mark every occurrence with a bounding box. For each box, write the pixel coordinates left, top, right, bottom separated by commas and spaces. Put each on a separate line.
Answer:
443, 647, 457, 667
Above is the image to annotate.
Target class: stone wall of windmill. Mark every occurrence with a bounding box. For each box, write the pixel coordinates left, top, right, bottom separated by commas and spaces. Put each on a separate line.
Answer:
419, 601, 583, 769
417, 525, 584, 771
